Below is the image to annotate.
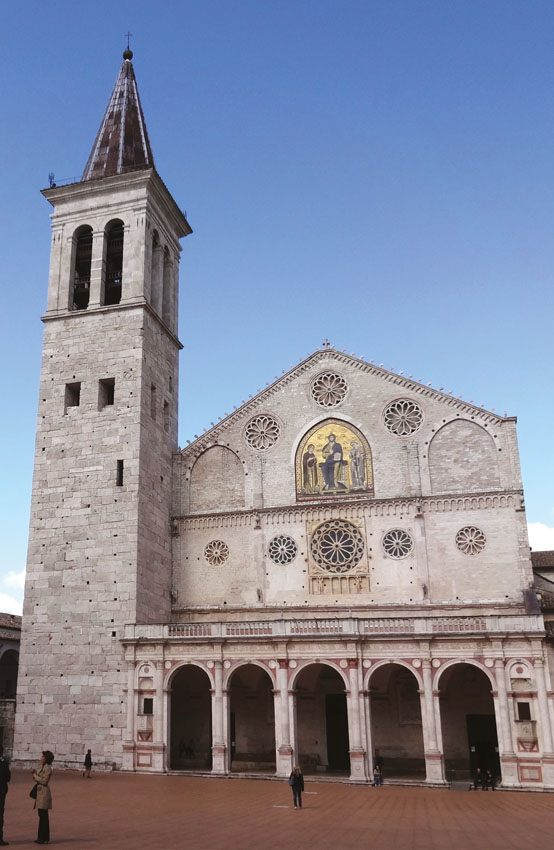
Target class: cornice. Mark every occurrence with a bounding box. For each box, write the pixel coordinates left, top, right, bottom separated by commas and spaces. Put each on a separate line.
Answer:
174, 490, 522, 530
41, 299, 183, 348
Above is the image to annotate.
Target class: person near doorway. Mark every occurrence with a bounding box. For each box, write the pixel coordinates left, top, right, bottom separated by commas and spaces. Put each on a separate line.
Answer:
373, 764, 382, 787
485, 769, 496, 791
83, 749, 92, 778
0, 744, 11, 846
289, 765, 304, 808
473, 767, 485, 790
31, 750, 54, 845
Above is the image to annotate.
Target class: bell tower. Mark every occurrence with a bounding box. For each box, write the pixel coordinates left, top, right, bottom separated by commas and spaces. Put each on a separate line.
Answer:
14, 49, 191, 768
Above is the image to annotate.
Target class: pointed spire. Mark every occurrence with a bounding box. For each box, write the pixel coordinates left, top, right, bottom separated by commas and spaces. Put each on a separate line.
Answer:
82, 48, 154, 182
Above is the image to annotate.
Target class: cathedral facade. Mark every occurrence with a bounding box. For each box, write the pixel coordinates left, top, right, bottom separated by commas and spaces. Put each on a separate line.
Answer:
14, 52, 554, 789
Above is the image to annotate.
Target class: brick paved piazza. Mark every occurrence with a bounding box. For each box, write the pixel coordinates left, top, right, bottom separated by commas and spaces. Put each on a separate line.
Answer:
5, 769, 553, 849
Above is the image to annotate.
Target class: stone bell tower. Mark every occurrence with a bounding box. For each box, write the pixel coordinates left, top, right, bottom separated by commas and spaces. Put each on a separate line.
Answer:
14, 48, 191, 768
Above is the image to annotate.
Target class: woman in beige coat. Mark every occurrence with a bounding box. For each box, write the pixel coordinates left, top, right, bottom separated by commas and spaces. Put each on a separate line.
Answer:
31, 750, 53, 845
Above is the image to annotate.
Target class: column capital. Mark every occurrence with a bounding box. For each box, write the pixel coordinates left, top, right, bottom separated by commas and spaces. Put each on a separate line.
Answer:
277, 659, 289, 669
347, 658, 359, 669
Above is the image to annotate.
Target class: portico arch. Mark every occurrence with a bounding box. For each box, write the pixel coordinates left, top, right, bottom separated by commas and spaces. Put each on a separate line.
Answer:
294, 662, 350, 775
228, 663, 275, 773
437, 662, 500, 781
169, 663, 212, 770
367, 662, 425, 779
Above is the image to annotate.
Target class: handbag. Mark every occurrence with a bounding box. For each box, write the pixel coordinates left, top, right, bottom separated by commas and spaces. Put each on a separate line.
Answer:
288, 776, 294, 787
29, 783, 38, 799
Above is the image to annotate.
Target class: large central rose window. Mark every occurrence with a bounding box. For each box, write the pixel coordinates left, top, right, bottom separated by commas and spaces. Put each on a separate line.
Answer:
310, 519, 364, 573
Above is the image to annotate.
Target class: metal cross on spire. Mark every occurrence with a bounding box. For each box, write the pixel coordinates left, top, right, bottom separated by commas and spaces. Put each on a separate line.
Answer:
125, 31, 133, 50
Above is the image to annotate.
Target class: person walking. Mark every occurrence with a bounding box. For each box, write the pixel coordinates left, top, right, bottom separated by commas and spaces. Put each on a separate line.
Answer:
0, 745, 11, 846
83, 749, 92, 779
288, 765, 304, 809
31, 750, 53, 845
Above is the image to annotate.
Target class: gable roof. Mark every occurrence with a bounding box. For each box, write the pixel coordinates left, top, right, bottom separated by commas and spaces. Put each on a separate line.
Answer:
180, 346, 510, 456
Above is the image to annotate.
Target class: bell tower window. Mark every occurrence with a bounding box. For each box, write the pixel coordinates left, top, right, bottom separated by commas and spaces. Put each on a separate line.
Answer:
104, 220, 124, 305
71, 226, 93, 310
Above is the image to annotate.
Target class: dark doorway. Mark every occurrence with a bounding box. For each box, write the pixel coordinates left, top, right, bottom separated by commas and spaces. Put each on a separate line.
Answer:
467, 714, 500, 776
326, 693, 350, 770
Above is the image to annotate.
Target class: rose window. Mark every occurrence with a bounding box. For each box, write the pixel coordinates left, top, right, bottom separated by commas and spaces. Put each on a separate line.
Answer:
204, 540, 229, 566
311, 372, 348, 407
383, 399, 424, 436
456, 526, 486, 555
310, 519, 364, 573
244, 414, 281, 451
268, 535, 297, 565
382, 528, 414, 559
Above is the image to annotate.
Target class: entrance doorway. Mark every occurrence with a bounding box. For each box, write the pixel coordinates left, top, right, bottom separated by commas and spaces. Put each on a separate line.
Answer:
295, 663, 350, 775
438, 663, 500, 781
466, 714, 500, 776
170, 665, 212, 770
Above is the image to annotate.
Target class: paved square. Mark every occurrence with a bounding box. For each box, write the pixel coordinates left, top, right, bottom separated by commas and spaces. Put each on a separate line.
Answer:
3, 770, 553, 849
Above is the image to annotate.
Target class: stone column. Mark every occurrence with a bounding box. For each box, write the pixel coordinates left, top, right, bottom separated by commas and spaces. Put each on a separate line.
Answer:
347, 660, 367, 781
88, 229, 105, 307
151, 661, 165, 772
276, 661, 293, 776
494, 658, 518, 787
211, 661, 227, 774
534, 658, 554, 753
46, 226, 65, 312
223, 688, 231, 772
420, 660, 445, 784
290, 687, 298, 768
122, 662, 136, 771
533, 657, 554, 788
361, 685, 374, 780
172, 256, 180, 335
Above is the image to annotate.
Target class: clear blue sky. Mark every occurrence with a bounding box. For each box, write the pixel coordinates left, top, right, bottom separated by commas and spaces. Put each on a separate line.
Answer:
1, 0, 553, 614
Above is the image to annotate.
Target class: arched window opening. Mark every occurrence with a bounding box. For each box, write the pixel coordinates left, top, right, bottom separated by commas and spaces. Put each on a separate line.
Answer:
104, 220, 124, 305
71, 226, 93, 310
0, 650, 19, 699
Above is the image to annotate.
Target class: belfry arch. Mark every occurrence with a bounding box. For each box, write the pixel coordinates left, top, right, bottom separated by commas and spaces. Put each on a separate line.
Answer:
169, 664, 212, 770
70, 225, 93, 310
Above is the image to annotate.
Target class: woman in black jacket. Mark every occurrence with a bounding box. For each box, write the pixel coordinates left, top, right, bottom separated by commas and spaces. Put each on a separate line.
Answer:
289, 765, 305, 809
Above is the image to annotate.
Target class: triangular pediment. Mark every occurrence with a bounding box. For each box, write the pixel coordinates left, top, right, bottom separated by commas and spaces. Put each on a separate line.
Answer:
180, 347, 508, 458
